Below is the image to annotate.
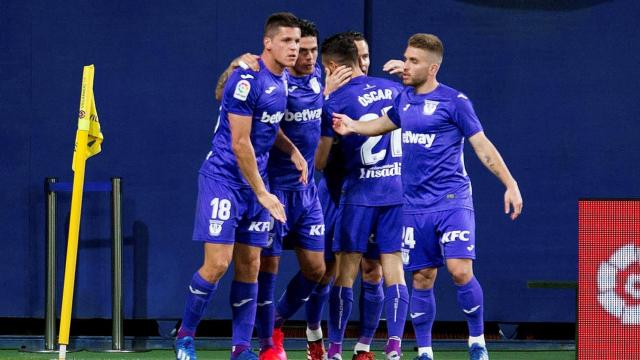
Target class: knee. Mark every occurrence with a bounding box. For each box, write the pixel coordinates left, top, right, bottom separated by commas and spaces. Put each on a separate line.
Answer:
260, 256, 280, 274
200, 258, 230, 283
412, 269, 437, 289
241, 253, 261, 275
449, 267, 473, 285
361, 260, 383, 283
301, 261, 326, 283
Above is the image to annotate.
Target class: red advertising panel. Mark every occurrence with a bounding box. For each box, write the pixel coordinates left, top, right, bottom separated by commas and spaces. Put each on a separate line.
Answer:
579, 200, 640, 359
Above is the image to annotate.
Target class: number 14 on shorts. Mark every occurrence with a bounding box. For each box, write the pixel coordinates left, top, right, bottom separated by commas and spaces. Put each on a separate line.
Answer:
401, 226, 415, 265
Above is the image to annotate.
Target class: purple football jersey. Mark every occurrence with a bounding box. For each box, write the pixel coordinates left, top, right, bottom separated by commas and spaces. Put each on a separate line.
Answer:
268, 64, 324, 190
387, 83, 483, 213
200, 59, 288, 187
322, 75, 403, 206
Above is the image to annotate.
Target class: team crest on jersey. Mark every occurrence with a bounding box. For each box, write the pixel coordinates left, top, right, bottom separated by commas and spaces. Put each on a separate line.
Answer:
209, 220, 224, 236
423, 100, 439, 115
309, 77, 321, 94
233, 80, 251, 101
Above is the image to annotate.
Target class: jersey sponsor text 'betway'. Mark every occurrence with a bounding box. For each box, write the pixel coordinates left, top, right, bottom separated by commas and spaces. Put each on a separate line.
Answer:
402, 131, 436, 148
260, 111, 284, 124
284, 108, 322, 122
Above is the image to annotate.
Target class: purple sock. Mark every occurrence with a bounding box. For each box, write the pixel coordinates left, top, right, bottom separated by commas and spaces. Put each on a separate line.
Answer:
456, 276, 484, 336
410, 287, 436, 347
328, 286, 353, 345
359, 280, 383, 341
230, 280, 258, 348
327, 342, 342, 359
306, 280, 331, 330
384, 284, 409, 339
385, 337, 402, 355
256, 272, 276, 348
177, 272, 218, 339
275, 271, 319, 328
231, 345, 251, 359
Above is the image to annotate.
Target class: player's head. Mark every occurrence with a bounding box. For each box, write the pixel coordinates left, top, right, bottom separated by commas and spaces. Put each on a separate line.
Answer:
347, 31, 370, 74
402, 33, 443, 87
263, 12, 301, 68
292, 19, 319, 75
321, 33, 359, 74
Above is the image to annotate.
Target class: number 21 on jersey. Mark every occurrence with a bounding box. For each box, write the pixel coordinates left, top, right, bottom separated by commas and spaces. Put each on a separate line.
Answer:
359, 106, 402, 165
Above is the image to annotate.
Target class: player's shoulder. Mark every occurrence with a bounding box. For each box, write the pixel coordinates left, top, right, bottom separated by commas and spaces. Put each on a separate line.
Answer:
439, 83, 471, 102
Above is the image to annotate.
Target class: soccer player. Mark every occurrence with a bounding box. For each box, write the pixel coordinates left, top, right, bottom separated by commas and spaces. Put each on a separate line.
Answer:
332, 34, 523, 360
311, 31, 397, 360
254, 19, 327, 360
320, 33, 409, 360
174, 13, 301, 360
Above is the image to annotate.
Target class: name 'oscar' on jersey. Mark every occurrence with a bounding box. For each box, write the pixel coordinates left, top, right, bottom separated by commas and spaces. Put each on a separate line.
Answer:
322, 75, 403, 206
387, 83, 484, 213
200, 59, 288, 187
268, 64, 323, 190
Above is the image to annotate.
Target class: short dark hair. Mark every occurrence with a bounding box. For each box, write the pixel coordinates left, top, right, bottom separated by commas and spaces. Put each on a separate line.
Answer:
264, 12, 300, 38
408, 33, 443, 62
346, 31, 366, 42
321, 32, 358, 66
299, 19, 318, 38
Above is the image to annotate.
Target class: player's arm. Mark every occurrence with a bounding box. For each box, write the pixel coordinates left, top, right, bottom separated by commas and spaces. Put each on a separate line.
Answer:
215, 54, 260, 101
468, 131, 523, 220
274, 129, 308, 185
332, 113, 398, 136
314, 136, 333, 170
229, 114, 286, 223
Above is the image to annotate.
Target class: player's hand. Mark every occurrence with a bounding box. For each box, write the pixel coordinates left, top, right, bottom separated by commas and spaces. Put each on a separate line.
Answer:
324, 65, 352, 96
382, 59, 404, 77
504, 182, 523, 220
257, 191, 286, 223
231, 53, 260, 71
332, 113, 356, 135
290, 149, 308, 185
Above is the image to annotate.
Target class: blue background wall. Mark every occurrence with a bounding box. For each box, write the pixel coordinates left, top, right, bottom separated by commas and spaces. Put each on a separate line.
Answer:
1, 0, 639, 323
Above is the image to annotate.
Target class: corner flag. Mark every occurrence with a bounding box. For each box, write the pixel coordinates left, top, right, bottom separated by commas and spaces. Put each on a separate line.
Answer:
58, 65, 104, 360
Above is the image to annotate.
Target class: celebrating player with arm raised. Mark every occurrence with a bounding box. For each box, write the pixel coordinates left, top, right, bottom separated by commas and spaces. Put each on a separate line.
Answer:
333, 34, 523, 360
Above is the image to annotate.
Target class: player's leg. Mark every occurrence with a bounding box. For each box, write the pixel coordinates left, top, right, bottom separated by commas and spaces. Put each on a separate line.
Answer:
256, 190, 287, 360
275, 248, 325, 326
377, 205, 409, 360
306, 259, 334, 360
440, 209, 487, 359
230, 189, 272, 360
355, 251, 383, 356
256, 254, 281, 359
231, 243, 263, 359
305, 183, 338, 359
411, 268, 438, 360
328, 251, 362, 359
176, 175, 240, 360
328, 204, 375, 360
403, 212, 443, 360
274, 188, 326, 330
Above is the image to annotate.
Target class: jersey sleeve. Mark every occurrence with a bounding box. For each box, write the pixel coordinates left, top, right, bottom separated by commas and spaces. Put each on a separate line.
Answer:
386, 89, 404, 127
452, 93, 483, 138
222, 69, 260, 117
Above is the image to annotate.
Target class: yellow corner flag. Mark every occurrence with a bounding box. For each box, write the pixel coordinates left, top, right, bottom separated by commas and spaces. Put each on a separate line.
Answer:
58, 65, 104, 360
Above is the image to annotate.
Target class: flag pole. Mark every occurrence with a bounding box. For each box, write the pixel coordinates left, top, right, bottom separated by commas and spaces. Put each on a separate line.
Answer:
58, 65, 95, 360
